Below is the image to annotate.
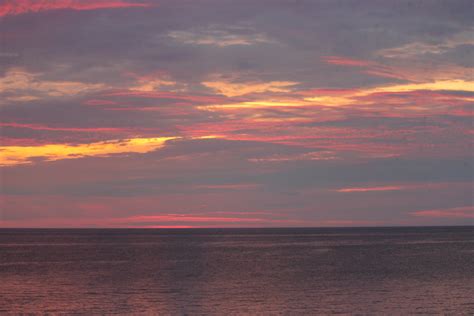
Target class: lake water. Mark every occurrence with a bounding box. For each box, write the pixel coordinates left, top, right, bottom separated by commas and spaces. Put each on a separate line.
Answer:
1, 227, 473, 314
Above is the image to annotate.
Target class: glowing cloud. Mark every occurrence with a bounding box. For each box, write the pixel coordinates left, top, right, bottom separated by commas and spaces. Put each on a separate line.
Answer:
122, 214, 267, 223
0, 136, 176, 166
131, 79, 177, 92
336, 183, 450, 193
304, 80, 474, 107
202, 80, 298, 97
336, 186, 405, 193
127, 72, 179, 92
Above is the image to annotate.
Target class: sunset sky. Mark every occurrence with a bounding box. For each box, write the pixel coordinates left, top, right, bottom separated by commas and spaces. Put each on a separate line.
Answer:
0, 0, 472, 228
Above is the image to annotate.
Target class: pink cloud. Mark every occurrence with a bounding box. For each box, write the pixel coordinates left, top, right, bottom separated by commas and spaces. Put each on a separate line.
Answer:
0, 0, 152, 17
83, 99, 118, 106
122, 214, 265, 223
410, 206, 474, 219
194, 183, 261, 190
321, 56, 409, 80
336, 185, 405, 193
0, 216, 385, 228
322, 56, 374, 67
336, 183, 451, 193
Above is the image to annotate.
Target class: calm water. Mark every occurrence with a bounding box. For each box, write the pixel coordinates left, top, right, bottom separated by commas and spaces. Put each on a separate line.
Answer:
0, 227, 473, 314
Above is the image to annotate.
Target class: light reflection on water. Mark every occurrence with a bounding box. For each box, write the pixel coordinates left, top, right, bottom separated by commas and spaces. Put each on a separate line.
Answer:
0, 227, 473, 314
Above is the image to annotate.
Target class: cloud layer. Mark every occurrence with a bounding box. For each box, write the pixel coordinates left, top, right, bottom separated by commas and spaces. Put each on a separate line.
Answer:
0, 0, 472, 227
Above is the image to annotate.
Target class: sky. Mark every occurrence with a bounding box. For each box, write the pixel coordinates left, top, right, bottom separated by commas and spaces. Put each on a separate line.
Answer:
0, 0, 472, 228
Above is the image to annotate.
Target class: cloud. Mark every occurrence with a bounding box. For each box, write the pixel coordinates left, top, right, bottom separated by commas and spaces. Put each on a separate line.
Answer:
0, 68, 106, 102
336, 185, 405, 193
322, 56, 374, 67
168, 25, 273, 47
249, 151, 338, 162
334, 183, 451, 193
410, 206, 474, 218
377, 29, 474, 59
124, 71, 183, 92
197, 78, 473, 118
0, 215, 383, 228
303, 79, 474, 108
202, 80, 298, 97
131, 79, 177, 92
194, 183, 261, 190
0, 0, 152, 17
0, 122, 129, 133
0, 0, 472, 227
0, 136, 176, 166
322, 55, 474, 82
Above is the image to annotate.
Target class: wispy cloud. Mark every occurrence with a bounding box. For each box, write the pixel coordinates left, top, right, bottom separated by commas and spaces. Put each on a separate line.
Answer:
0, 69, 106, 102
410, 206, 474, 219
322, 55, 474, 82
202, 80, 298, 97
336, 185, 406, 193
194, 184, 262, 190
322, 56, 374, 67
377, 29, 474, 59
335, 183, 451, 193
249, 151, 338, 162
0, 0, 152, 17
168, 25, 273, 47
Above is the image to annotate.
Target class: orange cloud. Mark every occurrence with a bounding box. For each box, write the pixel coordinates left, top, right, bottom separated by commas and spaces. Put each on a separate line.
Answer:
303, 79, 474, 108
0, 136, 176, 166
198, 78, 473, 114
0, 0, 151, 17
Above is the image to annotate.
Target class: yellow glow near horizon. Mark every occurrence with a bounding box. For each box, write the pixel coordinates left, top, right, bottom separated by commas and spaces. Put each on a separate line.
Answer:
0, 137, 177, 166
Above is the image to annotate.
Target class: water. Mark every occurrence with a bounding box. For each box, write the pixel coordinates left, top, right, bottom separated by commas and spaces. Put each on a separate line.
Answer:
1, 227, 473, 314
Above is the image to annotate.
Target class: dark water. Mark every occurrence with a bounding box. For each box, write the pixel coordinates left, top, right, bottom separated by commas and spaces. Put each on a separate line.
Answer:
0, 227, 473, 315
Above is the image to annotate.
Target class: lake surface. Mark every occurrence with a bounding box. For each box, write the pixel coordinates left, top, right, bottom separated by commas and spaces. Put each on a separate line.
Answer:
1, 227, 473, 314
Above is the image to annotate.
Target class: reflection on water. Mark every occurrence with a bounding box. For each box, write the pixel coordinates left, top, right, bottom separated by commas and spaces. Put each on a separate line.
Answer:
0, 227, 473, 314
